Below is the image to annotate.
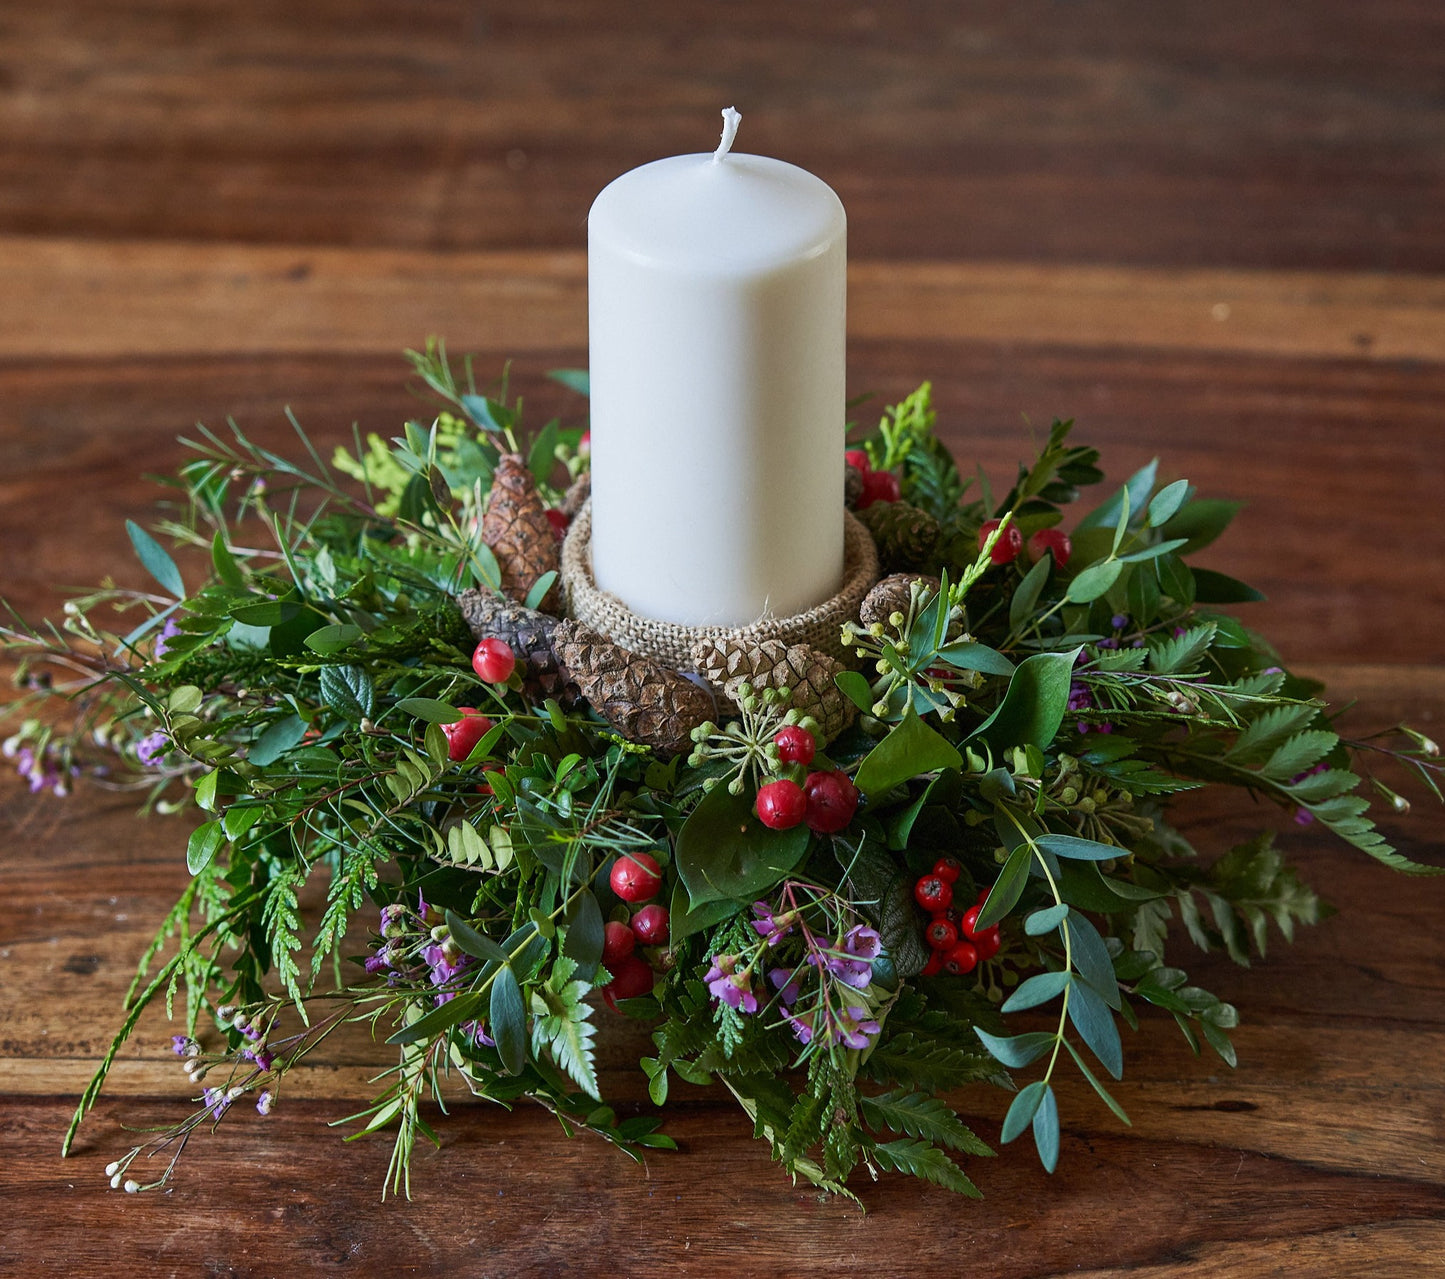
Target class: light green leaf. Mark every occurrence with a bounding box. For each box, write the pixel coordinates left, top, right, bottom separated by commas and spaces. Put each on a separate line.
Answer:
186, 820, 225, 875
1066, 560, 1122, 603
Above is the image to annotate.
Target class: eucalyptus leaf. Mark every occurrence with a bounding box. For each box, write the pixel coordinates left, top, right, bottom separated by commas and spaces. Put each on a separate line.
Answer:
1032, 1084, 1061, 1172
974, 1028, 1055, 1069
1002, 970, 1070, 1012
445, 910, 508, 963
125, 520, 185, 598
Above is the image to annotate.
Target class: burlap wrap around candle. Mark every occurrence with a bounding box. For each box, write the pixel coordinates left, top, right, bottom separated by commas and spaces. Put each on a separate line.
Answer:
560, 500, 880, 671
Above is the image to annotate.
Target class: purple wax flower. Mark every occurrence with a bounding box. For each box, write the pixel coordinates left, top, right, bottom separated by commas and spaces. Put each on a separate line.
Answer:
834, 1006, 881, 1050
704, 956, 759, 1013
751, 900, 796, 946
768, 965, 804, 1008
171, 1035, 192, 1056
1110, 614, 1129, 631
136, 731, 170, 765
823, 924, 881, 989
461, 1020, 495, 1048
154, 617, 182, 658
255, 1090, 274, 1116
782, 1010, 814, 1045
201, 1087, 231, 1121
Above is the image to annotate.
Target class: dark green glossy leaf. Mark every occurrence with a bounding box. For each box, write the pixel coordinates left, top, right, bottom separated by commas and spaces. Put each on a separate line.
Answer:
968, 647, 1082, 752
667, 880, 740, 943
854, 707, 963, 798
835, 669, 874, 714
249, 714, 308, 766
393, 697, 464, 724
977, 841, 1032, 929
562, 890, 605, 979
675, 783, 810, 909
186, 820, 225, 875
490, 964, 528, 1075
319, 664, 375, 722
387, 990, 485, 1045
303, 623, 364, 655
445, 910, 508, 963
1191, 568, 1266, 604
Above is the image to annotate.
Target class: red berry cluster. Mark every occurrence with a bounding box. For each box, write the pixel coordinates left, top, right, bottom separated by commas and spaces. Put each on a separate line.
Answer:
914, 860, 1002, 977
846, 448, 902, 510
755, 728, 861, 836
601, 853, 669, 1010
977, 518, 1073, 569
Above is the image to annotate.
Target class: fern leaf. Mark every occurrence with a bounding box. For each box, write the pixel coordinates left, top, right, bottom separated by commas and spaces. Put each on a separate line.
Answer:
868, 1137, 981, 1198
1227, 703, 1320, 764
859, 1089, 993, 1157
1258, 729, 1338, 781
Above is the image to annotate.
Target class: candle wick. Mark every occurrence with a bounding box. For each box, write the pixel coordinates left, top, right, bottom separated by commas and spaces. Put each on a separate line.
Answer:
712, 106, 742, 163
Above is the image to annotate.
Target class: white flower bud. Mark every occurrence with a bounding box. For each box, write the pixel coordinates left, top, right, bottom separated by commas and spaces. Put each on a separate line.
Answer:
123, 1180, 140, 1194
1423, 736, 1440, 758
227, 1086, 244, 1102
110, 1173, 122, 1189
105, 1161, 120, 1177
1393, 794, 1411, 813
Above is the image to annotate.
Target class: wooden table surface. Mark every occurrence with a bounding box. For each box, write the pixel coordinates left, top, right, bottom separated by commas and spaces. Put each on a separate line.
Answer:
2, 4, 1443, 1275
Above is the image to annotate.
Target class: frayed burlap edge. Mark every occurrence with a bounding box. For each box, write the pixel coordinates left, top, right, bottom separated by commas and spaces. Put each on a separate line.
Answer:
560, 501, 879, 670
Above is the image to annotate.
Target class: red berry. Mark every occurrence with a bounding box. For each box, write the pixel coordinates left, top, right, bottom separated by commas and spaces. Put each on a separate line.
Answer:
601, 953, 654, 1007
472, 637, 517, 684
773, 725, 816, 766
803, 770, 860, 834
609, 852, 662, 903
943, 940, 979, 975
974, 925, 1002, 960
977, 885, 992, 905
921, 951, 945, 977
441, 707, 494, 762
858, 469, 902, 509
601, 920, 636, 969
756, 779, 807, 830
959, 904, 983, 939
932, 856, 962, 884
1029, 527, 1072, 567
925, 918, 959, 951
978, 519, 1024, 565
844, 448, 872, 474
913, 875, 953, 912
578, 430, 592, 456
545, 508, 570, 539
630, 904, 669, 946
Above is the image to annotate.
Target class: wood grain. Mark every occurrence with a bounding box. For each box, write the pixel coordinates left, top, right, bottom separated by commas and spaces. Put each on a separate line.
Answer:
5, 239, 1443, 362
3, 1, 1445, 1273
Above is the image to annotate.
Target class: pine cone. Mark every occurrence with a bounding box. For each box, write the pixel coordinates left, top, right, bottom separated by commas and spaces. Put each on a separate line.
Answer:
859, 573, 942, 628
858, 499, 941, 572
481, 454, 561, 610
844, 462, 865, 510
690, 637, 855, 743
455, 589, 579, 707
561, 471, 592, 518
553, 621, 715, 756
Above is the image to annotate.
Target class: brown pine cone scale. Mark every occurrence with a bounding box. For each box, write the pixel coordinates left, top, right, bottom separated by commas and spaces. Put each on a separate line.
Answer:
690, 637, 855, 744
481, 454, 561, 611
553, 621, 715, 757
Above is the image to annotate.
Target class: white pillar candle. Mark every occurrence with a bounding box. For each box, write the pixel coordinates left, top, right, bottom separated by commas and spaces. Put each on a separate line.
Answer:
587, 107, 847, 628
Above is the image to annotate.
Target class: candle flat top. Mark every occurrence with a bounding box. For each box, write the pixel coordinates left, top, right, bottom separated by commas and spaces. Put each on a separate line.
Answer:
589, 152, 845, 273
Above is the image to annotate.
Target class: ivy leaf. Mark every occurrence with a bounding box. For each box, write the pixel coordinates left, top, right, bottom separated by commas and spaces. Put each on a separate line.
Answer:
125, 520, 185, 598
675, 783, 810, 909
968, 648, 1082, 753
855, 708, 963, 797
319, 664, 375, 722
490, 964, 528, 1075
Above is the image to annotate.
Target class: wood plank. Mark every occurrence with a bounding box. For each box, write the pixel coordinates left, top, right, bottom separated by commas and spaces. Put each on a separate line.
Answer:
3, 239, 1443, 362
16, 1097, 1445, 1278
2, 3, 1443, 270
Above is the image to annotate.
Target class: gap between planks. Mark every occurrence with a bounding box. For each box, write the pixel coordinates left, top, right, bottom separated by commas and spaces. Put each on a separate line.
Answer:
3, 238, 1443, 363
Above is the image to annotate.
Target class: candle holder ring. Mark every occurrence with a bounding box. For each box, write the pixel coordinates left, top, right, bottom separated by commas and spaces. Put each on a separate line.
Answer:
559, 500, 880, 671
